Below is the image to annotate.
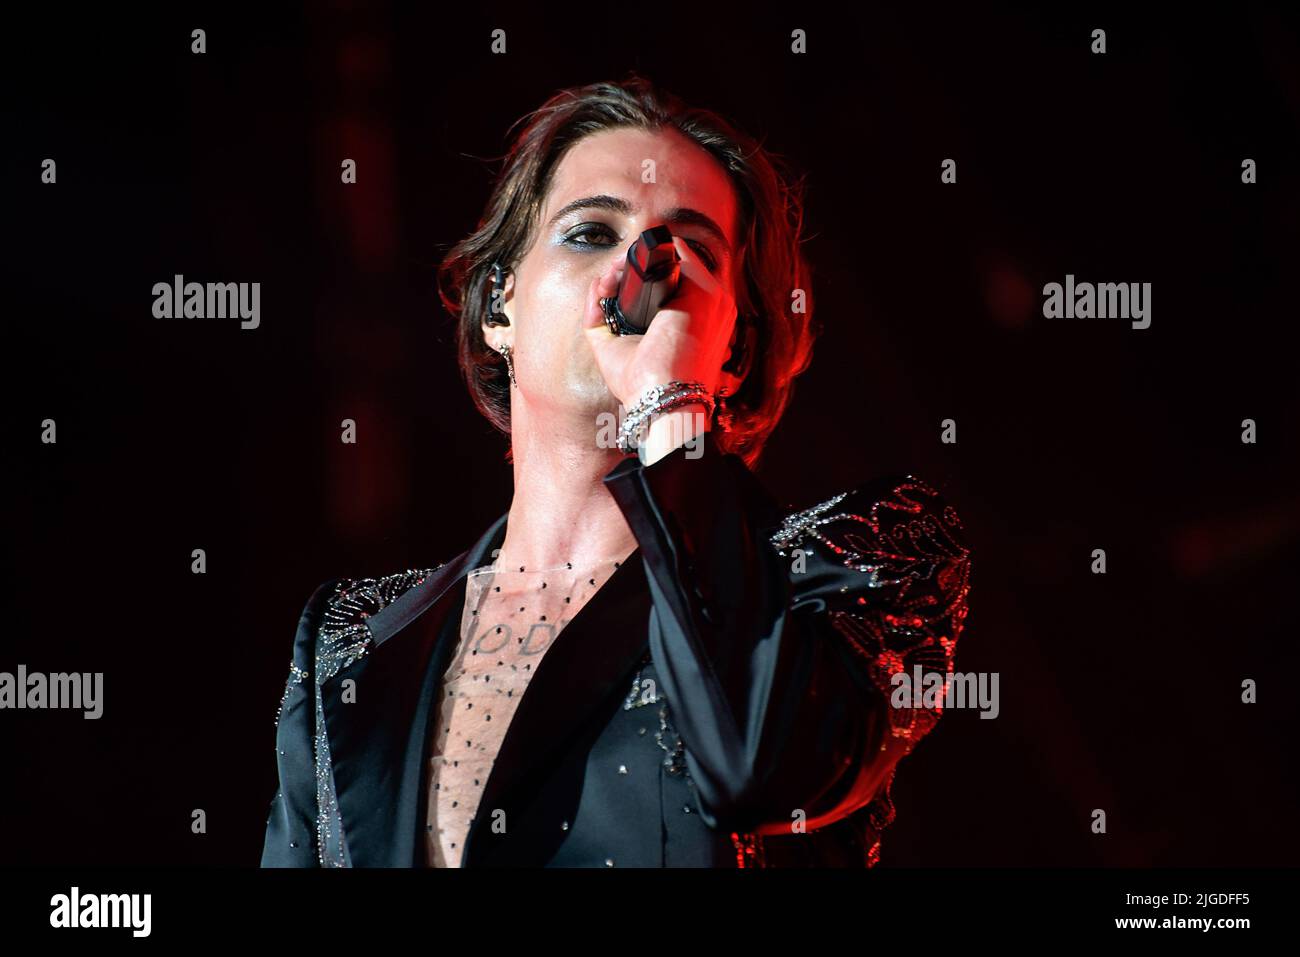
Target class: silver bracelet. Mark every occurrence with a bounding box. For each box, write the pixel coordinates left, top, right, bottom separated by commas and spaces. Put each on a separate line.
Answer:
617, 380, 715, 453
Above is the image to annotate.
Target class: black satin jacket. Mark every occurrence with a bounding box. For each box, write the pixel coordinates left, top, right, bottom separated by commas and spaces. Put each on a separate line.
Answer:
260, 431, 972, 868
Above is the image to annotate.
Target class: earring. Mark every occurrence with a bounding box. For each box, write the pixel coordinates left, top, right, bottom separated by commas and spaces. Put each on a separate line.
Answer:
715, 315, 751, 432
715, 390, 736, 432
498, 343, 517, 387
485, 262, 512, 327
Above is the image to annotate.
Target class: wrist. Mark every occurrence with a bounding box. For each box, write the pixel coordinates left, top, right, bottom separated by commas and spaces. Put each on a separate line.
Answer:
638, 403, 711, 465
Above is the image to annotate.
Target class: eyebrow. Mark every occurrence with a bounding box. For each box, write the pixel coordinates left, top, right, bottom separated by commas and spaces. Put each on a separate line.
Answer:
546, 194, 733, 257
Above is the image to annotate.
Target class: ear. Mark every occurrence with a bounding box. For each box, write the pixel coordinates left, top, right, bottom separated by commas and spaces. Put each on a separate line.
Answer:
481, 269, 517, 350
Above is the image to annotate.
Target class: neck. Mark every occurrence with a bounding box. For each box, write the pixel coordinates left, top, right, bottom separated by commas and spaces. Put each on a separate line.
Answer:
494, 403, 639, 572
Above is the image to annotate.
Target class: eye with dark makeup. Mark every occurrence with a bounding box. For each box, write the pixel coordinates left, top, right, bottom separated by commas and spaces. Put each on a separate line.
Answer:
561, 223, 719, 273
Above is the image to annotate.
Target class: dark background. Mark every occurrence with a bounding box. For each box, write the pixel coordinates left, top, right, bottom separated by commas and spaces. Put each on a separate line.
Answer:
4, 4, 1297, 866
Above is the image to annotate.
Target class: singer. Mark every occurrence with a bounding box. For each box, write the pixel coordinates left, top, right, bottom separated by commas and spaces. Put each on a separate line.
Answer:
261, 74, 972, 868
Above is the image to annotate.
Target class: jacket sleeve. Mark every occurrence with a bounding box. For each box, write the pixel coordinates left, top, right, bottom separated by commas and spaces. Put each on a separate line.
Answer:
260, 578, 343, 867
602, 430, 972, 837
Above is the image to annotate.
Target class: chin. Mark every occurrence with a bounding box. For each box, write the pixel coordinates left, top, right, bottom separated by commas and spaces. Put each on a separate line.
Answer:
562, 367, 617, 411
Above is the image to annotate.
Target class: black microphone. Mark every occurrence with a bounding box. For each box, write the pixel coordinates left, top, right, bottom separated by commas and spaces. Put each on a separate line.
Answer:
600, 225, 680, 335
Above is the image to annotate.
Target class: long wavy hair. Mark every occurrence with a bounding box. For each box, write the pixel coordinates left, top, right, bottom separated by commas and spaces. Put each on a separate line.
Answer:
436, 72, 820, 470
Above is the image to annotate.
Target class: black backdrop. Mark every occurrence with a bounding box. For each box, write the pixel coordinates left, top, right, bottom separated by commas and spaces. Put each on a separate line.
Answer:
5, 4, 1298, 867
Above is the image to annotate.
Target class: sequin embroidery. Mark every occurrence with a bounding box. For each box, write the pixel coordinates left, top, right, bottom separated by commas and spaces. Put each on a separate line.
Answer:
311, 566, 443, 867
622, 658, 687, 776
767, 475, 971, 867
768, 475, 970, 743
273, 662, 309, 729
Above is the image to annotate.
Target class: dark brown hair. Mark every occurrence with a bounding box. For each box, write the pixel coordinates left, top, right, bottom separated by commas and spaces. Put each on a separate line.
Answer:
436, 72, 820, 469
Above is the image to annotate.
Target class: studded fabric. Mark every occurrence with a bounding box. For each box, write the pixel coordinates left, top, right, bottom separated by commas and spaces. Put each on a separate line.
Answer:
424, 557, 626, 868
623, 656, 688, 776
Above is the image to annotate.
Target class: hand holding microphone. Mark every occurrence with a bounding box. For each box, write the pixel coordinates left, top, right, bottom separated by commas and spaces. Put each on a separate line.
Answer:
583, 224, 745, 435
599, 225, 681, 336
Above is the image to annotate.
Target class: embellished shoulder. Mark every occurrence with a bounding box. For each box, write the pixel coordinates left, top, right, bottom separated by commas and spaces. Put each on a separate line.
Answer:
770, 474, 967, 572
768, 474, 972, 745
766, 475, 972, 867
316, 565, 447, 684
306, 563, 446, 868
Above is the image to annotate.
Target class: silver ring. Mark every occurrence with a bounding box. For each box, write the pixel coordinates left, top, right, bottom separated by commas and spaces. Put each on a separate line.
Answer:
600, 297, 624, 336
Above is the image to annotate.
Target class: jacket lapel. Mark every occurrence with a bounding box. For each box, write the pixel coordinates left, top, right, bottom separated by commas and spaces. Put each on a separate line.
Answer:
460, 549, 652, 866
318, 507, 655, 867
319, 510, 507, 867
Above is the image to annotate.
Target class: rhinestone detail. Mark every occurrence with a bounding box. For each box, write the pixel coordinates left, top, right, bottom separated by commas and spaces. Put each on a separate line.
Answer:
767, 475, 971, 866
311, 565, 444, 867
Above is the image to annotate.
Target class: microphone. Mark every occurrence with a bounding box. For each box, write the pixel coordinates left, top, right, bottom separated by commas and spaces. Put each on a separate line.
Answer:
600, 225, 680, 335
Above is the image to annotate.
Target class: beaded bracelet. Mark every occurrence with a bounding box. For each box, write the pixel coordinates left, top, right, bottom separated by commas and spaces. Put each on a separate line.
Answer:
616, 380, 715, 453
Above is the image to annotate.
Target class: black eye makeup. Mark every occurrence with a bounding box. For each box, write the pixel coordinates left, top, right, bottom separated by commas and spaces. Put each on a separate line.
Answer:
559, 222, 720, 274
